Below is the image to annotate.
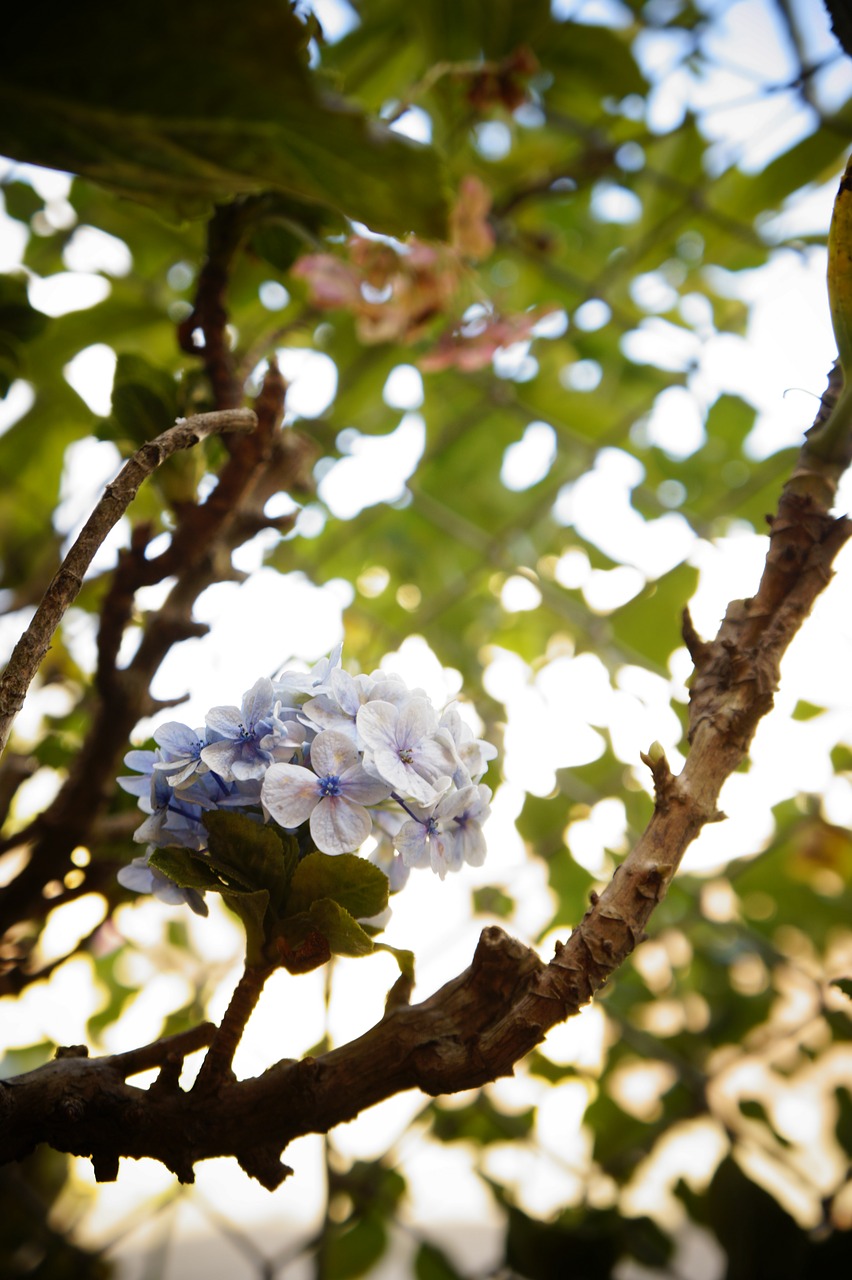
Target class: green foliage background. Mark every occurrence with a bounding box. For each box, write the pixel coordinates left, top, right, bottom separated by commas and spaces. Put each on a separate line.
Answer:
2, 0, 852, 1275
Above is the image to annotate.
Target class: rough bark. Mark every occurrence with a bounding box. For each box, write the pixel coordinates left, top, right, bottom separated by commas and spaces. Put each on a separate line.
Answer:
2, 367, 850, 1190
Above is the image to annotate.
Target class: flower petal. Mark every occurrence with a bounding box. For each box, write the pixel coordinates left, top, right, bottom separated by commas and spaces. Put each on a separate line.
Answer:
205, 704, 243, 736
261, 762, 321, 827
310, 729, 360, 777
356, 700, 400, 753
310, 795, 372, 854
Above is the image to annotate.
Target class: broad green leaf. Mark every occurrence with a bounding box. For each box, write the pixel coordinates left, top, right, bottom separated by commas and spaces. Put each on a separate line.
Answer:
711, 116, 852, 231
415, 1241, 464, 1280
503, 1201, 671, 1279
0, 1, 449, 238
322, 1212, 387, 1280
288, 851, 389, 921
0, 273, 49, 395
792, 699, 826, 721
472, 885, 516, 918
203, 811, 298, 916
147, 847, 223, 891
1, 180, 44, 225
307, 898, 378, 958
101, 353, 179, 448
430, 1094, 535, 1144
412, 0, 552, 60
544, 20, 648, 101
608, 561, 699, 670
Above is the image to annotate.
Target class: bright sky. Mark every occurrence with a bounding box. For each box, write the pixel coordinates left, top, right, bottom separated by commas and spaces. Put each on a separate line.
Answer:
1, 0, 852, 1266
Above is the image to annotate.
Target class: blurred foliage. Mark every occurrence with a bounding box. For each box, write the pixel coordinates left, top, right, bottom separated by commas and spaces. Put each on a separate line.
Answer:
2, 0, 852, 1276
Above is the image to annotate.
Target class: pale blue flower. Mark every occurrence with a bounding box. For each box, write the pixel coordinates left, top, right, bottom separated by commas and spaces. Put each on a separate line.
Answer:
303, 668, 413, 743
396, 784, 491, 879
120, 747, 223, 851
201, 677, 279, 781
151, 721, 208, 788
356, 698, 457, 805
438, 705, 497, 787
273, 642, 343, 706
261, 729, 392, 855
117, 644, 495, 911
368, 808, 412, 891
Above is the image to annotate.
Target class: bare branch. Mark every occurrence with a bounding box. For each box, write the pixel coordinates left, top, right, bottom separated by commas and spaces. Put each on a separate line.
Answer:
0, 409, 257, 762
1, 363, 850, 1190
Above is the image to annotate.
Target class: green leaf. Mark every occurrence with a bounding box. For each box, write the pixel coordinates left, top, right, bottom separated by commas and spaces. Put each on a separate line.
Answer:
1, 180, 44, 225
101, 352, 180, 448
288, 851, 389, 921
308, 898, 378, 959
430, 1095, 535, 1145
0, 1, 449, 238
415, 1240, 464, 1280
472, 885, 516, 918
835, 1086, 852, 1156
738, 1098, 791, 1146
0, 273, 50, 396
545, 19, 648, 101
203, 811, 298, 916
503, 1201, 671, 1279
322, 1213, 387, 1280
676, 1156, 852, 1279
412, 0, 551, 60
791, 699, 825, 721
147, 847, 224, 891
608, 561, 699, 670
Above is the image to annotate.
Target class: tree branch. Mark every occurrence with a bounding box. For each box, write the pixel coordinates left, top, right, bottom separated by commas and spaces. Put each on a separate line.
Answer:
2, 365, 850, 1190
0, 364, 315, 944
0, 409, 257, 761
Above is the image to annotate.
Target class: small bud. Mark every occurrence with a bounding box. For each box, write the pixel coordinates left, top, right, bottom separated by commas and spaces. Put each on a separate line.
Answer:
647, 741, 666, 764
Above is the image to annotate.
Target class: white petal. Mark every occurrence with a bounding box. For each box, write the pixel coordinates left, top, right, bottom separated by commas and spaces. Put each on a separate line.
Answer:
242, 676, 274, 725
261, 763, 320, 827
365, 749, 442, 804
117, 858, 156, 893
397, 697, 438, 747
310, 796, 371, 854
310, 729, 361, 776
205, 704, 243, 735
356, 700, 400, 753
396, 819, 431, 867
199, 740, 238, 780
340, 765, 393, 805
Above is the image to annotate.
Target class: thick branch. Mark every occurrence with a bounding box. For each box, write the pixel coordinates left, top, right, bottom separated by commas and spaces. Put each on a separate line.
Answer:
1, 367, 850, 1191
0, 409, 256, 761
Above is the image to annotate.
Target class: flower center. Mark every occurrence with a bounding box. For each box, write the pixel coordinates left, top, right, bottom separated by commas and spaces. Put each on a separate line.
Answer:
398, 748, 414, 765
320, 774, 342, 797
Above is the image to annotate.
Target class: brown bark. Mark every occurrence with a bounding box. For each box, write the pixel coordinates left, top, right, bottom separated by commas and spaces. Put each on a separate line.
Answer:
2, 367, 849, 1190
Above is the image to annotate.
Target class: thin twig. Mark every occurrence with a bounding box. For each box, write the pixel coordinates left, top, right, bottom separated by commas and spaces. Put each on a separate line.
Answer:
0, 409, 257, 761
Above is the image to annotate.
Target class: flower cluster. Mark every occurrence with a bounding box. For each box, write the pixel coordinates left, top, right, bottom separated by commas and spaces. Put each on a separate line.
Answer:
118, 648, 496, 914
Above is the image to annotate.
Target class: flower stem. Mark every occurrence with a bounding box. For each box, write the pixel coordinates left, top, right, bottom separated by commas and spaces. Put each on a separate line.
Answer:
193, 962, 273, 1094
390, 791, 422, 822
